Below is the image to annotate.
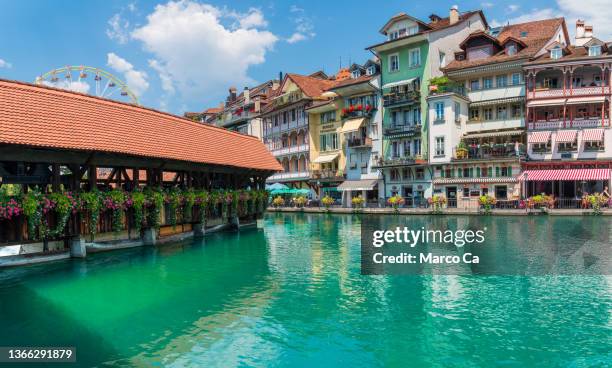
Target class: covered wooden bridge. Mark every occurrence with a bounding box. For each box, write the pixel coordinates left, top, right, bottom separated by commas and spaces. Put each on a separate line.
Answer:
0, 79, 281, 260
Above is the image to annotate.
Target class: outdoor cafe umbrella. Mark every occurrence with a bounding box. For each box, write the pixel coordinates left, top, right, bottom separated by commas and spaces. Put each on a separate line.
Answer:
266, 183, 288, 191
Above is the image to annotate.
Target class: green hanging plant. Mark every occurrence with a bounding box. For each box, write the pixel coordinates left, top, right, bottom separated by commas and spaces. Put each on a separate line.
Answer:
195, 190, 209, 224
130, 191, 146, 232
46, 191, 78, 238
81, 190, 101, 239
103, 189, 127, 233
22, 189, 46, 240
183, 189, 196, 222
144, 187, 164, 229
165, 188, 182, 228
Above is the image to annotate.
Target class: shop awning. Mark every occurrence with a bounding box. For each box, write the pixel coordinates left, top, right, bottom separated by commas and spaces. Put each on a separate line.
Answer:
527, 98, 566, 107
555, 130, 578, 143
341, 118, 366, 133
337, 179, 378, 191
527, 131, 552, 143
582, 128, 605, 142
433, 177, 518, 185
469, 97, 524, 107
382, 77, 417, 89
463, 129, 523, 139
565, 96, 606, 105
519, 169, 611, 181
313, 152, 339, 164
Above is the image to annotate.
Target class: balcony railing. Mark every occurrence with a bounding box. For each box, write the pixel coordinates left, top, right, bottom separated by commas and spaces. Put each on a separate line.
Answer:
384, 123, 422, 136
529, 86, 610, 99
347, 137, 372, 148
270, 143, 309, 156
373, 156, 426, 168
222, 110, 255, 127
383, 91, 419, 107
528, 118, 610, 130
263, 118, 308, 136
267, 171, 311, 182
311, 169, 345, 181
429, 85, 467, 97
341, 108, 375, 119
453, 144, 525, 161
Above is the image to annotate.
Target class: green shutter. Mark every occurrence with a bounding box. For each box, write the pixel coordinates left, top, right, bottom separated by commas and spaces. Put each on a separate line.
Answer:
508, 166, 512, 177
469, 167, 474, 177
476, 167, 481, 177
495, 167, 500, 177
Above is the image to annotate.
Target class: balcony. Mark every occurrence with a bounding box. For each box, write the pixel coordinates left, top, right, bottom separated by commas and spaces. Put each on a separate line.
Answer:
453, 144, 525, 161
347, 137, 372, 148
429, 85, 467, 97
528, 118, 610, 130
270, 143, 309, 157
266, 171, 311, 182
263, 118, 308, 136
384, 123, 422, 137
529, 86, 610, 100
311, 169, 345, 182
383, 91, 419, 107
466, 117, 524, 132
272, 90, 305, 108
341, 108, 375, 119
468, 84, 524, 102
221, 110, 255, 127
373, 155, 426, 168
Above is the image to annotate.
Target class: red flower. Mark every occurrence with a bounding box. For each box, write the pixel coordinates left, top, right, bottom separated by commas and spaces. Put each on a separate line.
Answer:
349, 105, 355, 112
366, 105, 372, 111
356, 104, 363, 110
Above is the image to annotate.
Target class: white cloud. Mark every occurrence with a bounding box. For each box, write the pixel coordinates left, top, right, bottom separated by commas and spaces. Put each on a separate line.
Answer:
507, 4, 520, 12
481, 2, 494, 8
287, 32, 307, 44
107, 52, 149, 97
492, 0, 612, 40
491, 8, 559, 28
290, 5, 304, 13
43, 80, 91, 94
557, 0, 612, 40
0, 58, 11, 69
106, 13, 130, 44
131, 1, 277, 102
285, 12, 315, 43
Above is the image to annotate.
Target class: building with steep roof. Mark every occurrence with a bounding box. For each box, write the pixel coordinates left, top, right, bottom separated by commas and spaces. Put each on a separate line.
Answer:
368, 5, 487, 206
426, 17, 568, 207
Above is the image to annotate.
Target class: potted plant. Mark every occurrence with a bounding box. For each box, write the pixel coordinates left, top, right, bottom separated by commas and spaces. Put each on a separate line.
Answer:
478, 195, 496, 215
351, 195, 365, 212
321, 195, 335, 211
456, 140, 469, 159
387, 194, 405, 212
272, 196, 285, 209
294, 196, 307, 210
428, 195, 447, 214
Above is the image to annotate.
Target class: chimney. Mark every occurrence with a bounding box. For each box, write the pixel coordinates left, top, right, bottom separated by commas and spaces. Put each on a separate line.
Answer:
575, 20, 594, 46
229, 87, 237, 102
279, 71, 283, 82
243, 86, 250, 104
449, 5, 459, 25
429, 14, 441, 23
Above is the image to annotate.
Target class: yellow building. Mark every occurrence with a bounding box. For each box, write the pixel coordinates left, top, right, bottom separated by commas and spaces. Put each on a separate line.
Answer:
307, 94, 346, 200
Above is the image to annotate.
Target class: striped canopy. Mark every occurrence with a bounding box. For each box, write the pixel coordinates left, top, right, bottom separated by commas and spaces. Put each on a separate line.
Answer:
555, 130, 578, 143
519, 169, 611, 181
528, 131, 552, 144
582, 128, 605, 142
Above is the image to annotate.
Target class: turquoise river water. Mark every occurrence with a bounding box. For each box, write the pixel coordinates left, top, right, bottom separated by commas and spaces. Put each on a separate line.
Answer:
0, 213, 610, 367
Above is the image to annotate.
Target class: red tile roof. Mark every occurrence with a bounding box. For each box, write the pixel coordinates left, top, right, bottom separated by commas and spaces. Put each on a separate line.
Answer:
285, 73, 339, 98
444, 18, 567, 72
0, 79, 282, 172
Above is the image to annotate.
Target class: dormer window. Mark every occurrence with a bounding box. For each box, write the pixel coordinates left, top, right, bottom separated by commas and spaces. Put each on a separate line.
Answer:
366, 66, 376, 76
408, 26, 419, 35
589, 45, 602, 56
351, 70, 361, 79
506, 44, 517, 56
551, 47, 562, 60
520, 31, 528, 38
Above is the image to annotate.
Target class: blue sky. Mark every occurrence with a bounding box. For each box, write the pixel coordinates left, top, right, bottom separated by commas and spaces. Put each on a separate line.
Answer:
0, 0, 607, 114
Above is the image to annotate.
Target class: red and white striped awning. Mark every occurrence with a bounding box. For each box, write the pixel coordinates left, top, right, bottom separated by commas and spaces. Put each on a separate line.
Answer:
528, 131, 552, 144
555, 130, 578, 143
519, 169, 611, 181
433, 177, 518, 185
582, 128, 605, 142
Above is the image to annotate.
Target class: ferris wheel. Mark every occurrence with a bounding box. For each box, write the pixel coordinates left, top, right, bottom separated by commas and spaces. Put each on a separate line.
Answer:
35, 66, 139, 105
